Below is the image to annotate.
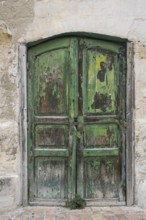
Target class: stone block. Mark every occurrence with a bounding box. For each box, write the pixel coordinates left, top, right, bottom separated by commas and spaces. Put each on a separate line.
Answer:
0, 175, 20, 212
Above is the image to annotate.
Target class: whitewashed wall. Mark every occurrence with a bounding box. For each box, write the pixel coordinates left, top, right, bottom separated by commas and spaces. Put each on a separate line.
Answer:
0, 0, 146, 211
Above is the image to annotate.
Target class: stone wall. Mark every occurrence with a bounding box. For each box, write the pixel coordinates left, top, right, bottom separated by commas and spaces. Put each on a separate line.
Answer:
0, 0, 146, 211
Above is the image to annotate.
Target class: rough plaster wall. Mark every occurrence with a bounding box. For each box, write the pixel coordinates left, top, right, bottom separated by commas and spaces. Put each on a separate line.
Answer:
0, 0, 34, 211
134, 42, 146, 209
1, 0, 146, 210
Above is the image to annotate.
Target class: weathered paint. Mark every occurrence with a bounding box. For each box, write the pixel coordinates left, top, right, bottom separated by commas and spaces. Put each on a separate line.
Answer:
78, 38, 126, 204
27, 38, 78, 203
84, 124, 119, 147
84, 157, 120, 199
34, 49, 67, 114
83, 148, 119, 157
35, 157, 68, 199
35, 125, 67, 148
27, 37, 126, 205
87, 51, 116, 113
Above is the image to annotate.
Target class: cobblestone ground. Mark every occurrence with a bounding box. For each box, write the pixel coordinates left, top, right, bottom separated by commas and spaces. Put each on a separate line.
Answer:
0, 206, 146, 220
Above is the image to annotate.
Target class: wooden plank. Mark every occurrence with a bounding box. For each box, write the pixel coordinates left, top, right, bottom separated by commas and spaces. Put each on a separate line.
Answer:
34, 149, 68, 157
67, 38, 78, 199
79, 38, 122, 53
28, 38, 70, 57
71, 126, 77, 197
86, 199, 126, 207
29, 200, 66, 206
78, 40, 83, 115
19, 43, 28, 206
83, 148, 119, 157
34, 157, 68, 199
84, 115, 118, 120
126, 42, 135, 206
69, 38, 78, 118
34, 116, 69, 124
27, 33, 127, 48
27, 41, 36, 202
76, 39, 84, 197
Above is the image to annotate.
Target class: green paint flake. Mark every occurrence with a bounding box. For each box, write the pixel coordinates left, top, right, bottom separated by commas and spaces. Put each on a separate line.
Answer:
85, 50, 118, 114
84, 124, 119, 147
106, 160, 113, 175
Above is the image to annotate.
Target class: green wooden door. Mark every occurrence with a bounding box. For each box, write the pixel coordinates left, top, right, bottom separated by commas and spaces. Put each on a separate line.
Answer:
77, 38, 126, 205
27, 37, 126, 205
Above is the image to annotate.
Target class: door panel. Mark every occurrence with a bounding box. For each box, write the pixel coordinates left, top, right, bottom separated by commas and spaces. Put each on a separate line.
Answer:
27, 38, 78, 204
34, 49, 68, 115
35, 125, 67, 148
84, 157, 120, 199
84, 49, 118, 114
78, 38, 126, 204
35, 157, 68, 199
82, 39, 121, 115
27, 37, 126, 205
83, 124, 119, 148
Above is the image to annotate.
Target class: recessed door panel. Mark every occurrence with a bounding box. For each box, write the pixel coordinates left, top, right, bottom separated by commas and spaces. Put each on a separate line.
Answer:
83, 124, 119, 148
84, 157, 120, 199
35, 125, 68, 148
35, 157, 68, 199
84, 49, 118, 114
34, 49, 68, 115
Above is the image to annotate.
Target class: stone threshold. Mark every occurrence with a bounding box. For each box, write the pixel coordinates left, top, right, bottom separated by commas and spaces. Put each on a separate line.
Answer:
0, 206, 146, 220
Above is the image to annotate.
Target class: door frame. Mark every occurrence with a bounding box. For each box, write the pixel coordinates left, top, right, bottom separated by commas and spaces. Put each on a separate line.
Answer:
19, 33, 135, 206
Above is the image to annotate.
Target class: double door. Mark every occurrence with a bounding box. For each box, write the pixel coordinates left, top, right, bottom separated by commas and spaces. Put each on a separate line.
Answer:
27, 37, 126, 205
